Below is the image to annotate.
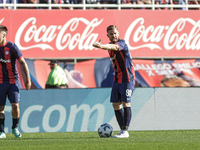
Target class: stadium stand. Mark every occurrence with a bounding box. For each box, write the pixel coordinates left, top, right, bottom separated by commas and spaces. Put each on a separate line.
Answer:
0, 0, 200, 10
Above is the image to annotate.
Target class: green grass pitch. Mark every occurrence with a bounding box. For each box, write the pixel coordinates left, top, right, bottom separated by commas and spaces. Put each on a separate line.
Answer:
1, 130, 200, 150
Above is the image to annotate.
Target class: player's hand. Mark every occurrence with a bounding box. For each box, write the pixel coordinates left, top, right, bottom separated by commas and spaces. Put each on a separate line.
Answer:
25, 79, 31, 91
92, 39, 101, 48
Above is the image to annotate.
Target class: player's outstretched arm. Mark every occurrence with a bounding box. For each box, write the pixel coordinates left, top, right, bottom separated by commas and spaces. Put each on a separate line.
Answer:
92, 39, 119, 51
18, 57, 31, 90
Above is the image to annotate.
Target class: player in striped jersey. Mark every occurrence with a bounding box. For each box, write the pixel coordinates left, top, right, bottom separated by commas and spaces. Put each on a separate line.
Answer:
0, 25, 31, 138
93, 25, 135, 138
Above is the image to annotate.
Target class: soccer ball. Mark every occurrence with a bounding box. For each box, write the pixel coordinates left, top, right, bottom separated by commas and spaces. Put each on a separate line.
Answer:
98, 123, 113, 137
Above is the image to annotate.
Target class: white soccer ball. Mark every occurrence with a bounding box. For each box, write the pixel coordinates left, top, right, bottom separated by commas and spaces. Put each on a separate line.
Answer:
98, 123, 113, 137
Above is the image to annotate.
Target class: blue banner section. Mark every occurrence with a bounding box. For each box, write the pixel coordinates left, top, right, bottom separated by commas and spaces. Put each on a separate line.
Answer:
4, 87, 200, 133
4, 88, 116, 133
4, 88, 155, 133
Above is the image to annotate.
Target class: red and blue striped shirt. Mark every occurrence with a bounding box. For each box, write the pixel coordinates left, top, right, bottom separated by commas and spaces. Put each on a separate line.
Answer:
108, 39, 135, 83
0, 41, 22, 84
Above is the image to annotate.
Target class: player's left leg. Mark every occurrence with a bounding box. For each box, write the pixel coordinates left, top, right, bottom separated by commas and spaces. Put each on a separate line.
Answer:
8, 84, 22, 138
112, 102, 124, 130
11, 102, 20, 129
122, 102, 132, 131
110, 82, 125, 131
11, 103, 21, 138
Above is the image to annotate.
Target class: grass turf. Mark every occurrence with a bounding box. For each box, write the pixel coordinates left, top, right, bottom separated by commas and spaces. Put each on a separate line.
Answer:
1, 130, 200, 150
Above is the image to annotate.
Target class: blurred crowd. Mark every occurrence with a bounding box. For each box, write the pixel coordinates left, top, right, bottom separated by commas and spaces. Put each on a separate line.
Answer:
0, 0, 200, 10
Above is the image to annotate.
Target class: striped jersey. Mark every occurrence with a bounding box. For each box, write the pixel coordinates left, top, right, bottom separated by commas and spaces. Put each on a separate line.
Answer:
108, 39, 135, 83
0, 41, 22, 84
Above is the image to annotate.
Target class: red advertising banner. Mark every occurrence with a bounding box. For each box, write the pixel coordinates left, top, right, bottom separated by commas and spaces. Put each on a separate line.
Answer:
1, 10, 200, 59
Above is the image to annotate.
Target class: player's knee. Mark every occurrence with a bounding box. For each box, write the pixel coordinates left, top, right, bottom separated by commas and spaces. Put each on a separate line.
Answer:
112, 102, 122, 110
122, 102, 131, 107
11, 103, 19, 111
0, 105, 5, 112
0, 113, 5, 119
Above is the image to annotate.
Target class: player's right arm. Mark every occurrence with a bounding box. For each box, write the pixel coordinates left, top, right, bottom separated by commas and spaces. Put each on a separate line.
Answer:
93, 39, 119, 51
18, 57, 31, 90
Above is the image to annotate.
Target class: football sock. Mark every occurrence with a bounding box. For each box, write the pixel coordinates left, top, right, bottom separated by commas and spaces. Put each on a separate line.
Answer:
12, 118, 19, 129
0, 113, 5, 132
123, 107, 132, 131
114, 109, 124, 130
123, 126, 129, 131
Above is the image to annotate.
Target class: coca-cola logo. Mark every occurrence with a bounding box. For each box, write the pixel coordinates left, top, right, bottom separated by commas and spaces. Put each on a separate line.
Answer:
125, 18, 200, 51
15, 17, 103, 51
2, 14, 200, 56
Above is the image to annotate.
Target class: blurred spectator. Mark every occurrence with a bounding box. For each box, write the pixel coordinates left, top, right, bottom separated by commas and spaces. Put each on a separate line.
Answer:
164, 0, 173, 10
85, 0, 101, 9
172, 0, 186, 10
52, 0, 63, 9
63, 0, 73, 10
155, 0, 173, 10
45, 60, 68, 89
132, 0, 144, 6
0, 0, 18, 9
39, 0, 63, 9
121, 0, 144, 9
155, 0, 163, 10
99, 0, 117, 9
63, 0, 82, 10
142, 0, 151, 3
121, 0, 132, 9
188, 0, 200, 10
18, 0, 39, 9
142, 0, 151, 9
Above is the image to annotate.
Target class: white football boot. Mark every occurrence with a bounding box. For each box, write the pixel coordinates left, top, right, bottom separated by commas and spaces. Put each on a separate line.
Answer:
0, 132, 6, 138
112, 130, 129, 138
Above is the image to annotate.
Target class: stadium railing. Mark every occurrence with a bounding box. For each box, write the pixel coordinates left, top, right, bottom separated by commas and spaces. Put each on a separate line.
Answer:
0, 0, 200, 10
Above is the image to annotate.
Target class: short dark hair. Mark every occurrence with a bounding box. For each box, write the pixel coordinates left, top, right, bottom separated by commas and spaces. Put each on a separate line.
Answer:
0, 25, 8, 35
107, 25, 118, 33
49, 60, 58, 65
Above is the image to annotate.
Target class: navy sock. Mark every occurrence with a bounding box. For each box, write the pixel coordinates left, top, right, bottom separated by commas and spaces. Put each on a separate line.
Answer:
0, 118, 5, 132
123, 107, 132, 131
12, 118, 19, 129
114, 109, 124, 130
